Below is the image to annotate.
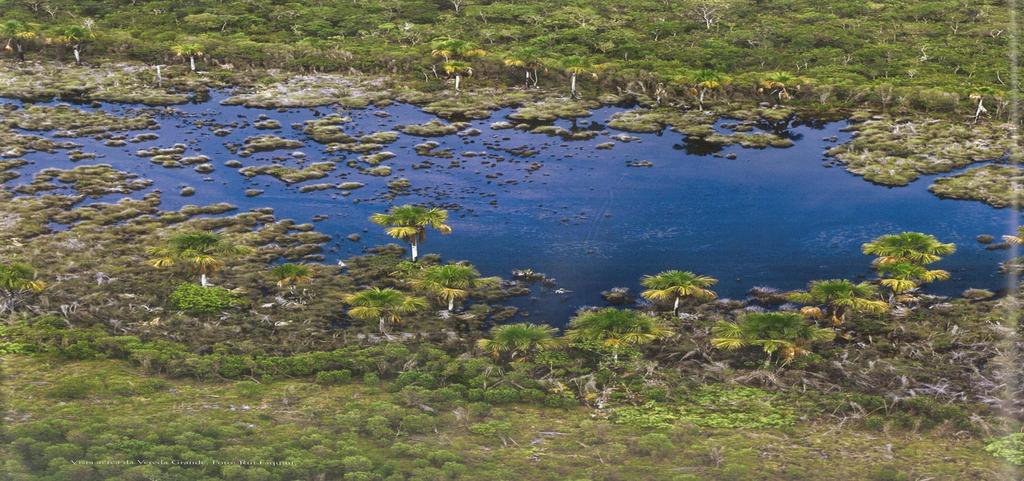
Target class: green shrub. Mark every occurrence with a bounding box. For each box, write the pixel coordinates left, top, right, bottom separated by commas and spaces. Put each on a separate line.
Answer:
986, 433, 1024, 465
425, 449, 459, 467
341, 455, 375, 472
234, 380, 266, 398
48, 377, 99, 400
107, 377, 168, 396
168, 283, 239, 314
395, 370, 437, 389
867, 465, 912, 481
611, 402, 678, 429
678, 385, 796, 429
479, 386, 521, 404
363, 415, 393, 440
468, 420, 513, 443
635, 432, 674, 456
898, 395, 973, 431
316, 369, 353, 384
400, 414, 435, 434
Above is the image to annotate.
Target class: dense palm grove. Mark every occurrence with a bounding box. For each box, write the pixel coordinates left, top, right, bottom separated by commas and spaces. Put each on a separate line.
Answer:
2, 0, 1024, 480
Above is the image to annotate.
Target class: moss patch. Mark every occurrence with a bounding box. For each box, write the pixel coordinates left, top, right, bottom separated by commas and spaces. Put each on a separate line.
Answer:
14, 164, 152, 197
239, 161, 336, 183
929, 165, 1024, 208
827, 114, 1013, 186
3, 104, 155, 136
399, 119, 467, 137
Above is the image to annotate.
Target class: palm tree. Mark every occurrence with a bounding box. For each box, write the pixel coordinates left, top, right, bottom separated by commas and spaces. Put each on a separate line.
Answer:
558, 56, 597, 99
640, 270, 718, 314
270, 263, 313, 289
711, 312, 835, 367
441, 60, 473, 92
172, 42, 204, 72
370, 205, 452, 261
862, 232, 956, 266
504, 47, 545, 88
787, 279, 888, 326
52, 25, 93, 64
686, 69, 729, 110
969, 86, 999, 123
477, 323, 559, 362
344, 287, 428, 337
431, 38, 486, 92
148, 231, 253, 287
412, 263, 500, 312
0, 262, 46, 314
565, 308, 673, 361
759, 71, 807, 102
1, 20, 36, 62
876, 262, 951, 299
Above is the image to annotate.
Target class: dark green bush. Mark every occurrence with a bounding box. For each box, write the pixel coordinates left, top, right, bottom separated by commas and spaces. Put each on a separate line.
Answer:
316, 369, 354, 384
635, 432, 674, 456
47, 377, 99, 400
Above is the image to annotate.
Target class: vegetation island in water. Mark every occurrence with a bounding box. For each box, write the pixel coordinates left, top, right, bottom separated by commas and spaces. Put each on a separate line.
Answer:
2, 1, 1024, 480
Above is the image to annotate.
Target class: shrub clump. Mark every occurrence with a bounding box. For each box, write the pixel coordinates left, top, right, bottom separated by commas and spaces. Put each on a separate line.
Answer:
168, 283, 239, 314
986, 433, 1024, 465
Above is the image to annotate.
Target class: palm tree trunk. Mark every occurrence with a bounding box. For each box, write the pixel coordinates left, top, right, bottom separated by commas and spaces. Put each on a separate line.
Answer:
190, 55, 196, 72
448, 298, 455, 312
698, 88, 706, 110
532, 68, 539, 88
200, 273, 209, 287
156, 65, 162, 86
570, 73, 577, 98
16, 44, 24, 62
410, 241, 418, 261
73, 46, 81, 64
454, 74, 461, 92
673, 297, 680, 314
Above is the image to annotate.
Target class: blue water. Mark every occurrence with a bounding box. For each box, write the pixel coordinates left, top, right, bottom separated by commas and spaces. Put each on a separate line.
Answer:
4, 92, 1019, 326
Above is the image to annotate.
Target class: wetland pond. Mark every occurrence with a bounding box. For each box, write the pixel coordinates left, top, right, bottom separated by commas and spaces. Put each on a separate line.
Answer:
5, 92, 1020, 325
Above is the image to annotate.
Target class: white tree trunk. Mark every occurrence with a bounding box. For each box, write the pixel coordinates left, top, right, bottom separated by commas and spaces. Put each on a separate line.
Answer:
454, 74, 461, 92
570, 73, 577, 98
156, 65, 162, 86
448, 298, 455, 312
411, 242, 419, 261
200, 273, 209, 287
698, 89, 706, 110
673, 297, 680, 313
190, 55, 196, 72
974, 98, 988, 123
73, 47, 80, 64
